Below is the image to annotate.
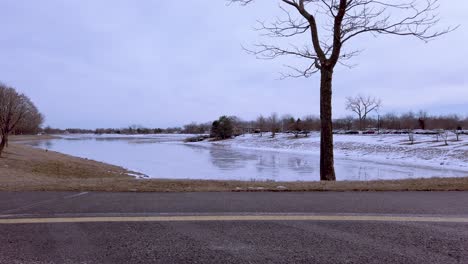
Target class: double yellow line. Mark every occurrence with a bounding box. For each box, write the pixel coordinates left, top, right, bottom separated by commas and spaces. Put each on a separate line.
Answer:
1, 215, 468, 224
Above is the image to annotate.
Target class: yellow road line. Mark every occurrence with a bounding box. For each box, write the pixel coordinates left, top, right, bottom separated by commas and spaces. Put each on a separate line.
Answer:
1, 215, 468, 224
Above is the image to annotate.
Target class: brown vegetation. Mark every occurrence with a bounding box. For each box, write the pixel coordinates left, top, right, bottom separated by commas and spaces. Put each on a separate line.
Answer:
0, 83, 43, 156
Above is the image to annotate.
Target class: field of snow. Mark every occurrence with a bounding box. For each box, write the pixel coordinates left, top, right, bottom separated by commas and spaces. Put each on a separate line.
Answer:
202, 132, 468, 173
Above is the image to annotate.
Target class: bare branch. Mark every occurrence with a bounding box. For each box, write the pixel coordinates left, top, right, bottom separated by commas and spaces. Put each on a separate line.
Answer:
346, 94, 382, 130
341, 0, 458, 44
229, 0, 455, 75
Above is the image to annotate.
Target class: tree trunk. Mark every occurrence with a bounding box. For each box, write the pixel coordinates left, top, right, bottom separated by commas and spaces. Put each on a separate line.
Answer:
319, 68, 336, 181
0, 134, 7, 157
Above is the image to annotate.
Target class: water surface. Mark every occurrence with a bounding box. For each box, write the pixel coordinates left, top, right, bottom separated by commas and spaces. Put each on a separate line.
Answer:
26, 134, 466, 181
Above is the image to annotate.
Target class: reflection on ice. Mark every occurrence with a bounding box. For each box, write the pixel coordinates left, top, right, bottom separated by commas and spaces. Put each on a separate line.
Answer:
25, 134, 467, 181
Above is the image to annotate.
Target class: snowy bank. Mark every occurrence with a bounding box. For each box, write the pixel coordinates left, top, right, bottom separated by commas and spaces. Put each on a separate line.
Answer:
196, 132, 468, 173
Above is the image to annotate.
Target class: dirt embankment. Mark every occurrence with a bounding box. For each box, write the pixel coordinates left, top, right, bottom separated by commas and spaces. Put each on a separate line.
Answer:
0, 135, 467, 192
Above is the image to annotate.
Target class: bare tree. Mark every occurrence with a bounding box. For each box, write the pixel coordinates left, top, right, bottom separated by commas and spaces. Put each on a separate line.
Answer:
0, 84, 43, 156
453, 129, 461, 141
303, 115, 320, 133
268, 112, 279, 138
292, 118, 303, 138
230, 0, 454, 181
381, 113, 400, 130
281, 114, 294, 132
343, 115, 354, 130
229, 115, 244, 136
334, 115, 354, 130
417, 110, 428, 130
408, 130, 415, 145
345, 95, 382, 131
256, 115, 267, 137
440, 130, 449, 146
14, 105, 44, 135
400, 111, 417, 130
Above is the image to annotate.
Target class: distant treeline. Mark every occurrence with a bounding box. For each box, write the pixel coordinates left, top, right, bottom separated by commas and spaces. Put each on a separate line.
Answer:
42, 126, 184, 135
43, 111, 467, 136
186, 112, 468, 136
334, 112, 467, 131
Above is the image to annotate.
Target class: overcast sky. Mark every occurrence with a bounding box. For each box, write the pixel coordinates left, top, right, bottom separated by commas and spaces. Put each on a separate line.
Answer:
1, 0, 467, 129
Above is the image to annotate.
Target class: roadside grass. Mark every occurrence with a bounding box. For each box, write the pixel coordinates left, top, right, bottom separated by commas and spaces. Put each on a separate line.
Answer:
0, 136, 467, 192
2, 173, 468, 192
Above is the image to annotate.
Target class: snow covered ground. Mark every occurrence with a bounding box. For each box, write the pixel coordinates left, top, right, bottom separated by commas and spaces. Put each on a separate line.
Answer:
198, 132, 468, 173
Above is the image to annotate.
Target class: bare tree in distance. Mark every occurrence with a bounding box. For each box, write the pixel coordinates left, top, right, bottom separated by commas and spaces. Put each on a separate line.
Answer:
229, 0, 455, 181
256, 115, 267, 136
408, 130, 415, 145
453, 129, 461, 141
281, 114, 294, 132
268, 113, 279, 138
302, 115, 320, 135
292, 118, 303, 138
440, 130, 449, 146
0, 84, 43, 156
346, 95, 382, 131
417, 110, 429, 130
344, 115, 354, 130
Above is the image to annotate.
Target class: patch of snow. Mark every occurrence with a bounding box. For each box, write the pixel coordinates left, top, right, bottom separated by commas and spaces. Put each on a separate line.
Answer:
248, 187, 265, 190
126, 172, 148, 179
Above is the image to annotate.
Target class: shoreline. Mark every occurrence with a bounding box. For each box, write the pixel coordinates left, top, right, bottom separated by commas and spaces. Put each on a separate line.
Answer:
0, 135, 466, 192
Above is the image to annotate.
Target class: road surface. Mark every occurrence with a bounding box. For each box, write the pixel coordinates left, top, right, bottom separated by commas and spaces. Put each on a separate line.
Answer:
1, 191, 467, 263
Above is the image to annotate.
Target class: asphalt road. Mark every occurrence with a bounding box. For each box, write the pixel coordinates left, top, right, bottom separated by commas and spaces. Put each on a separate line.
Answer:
1, 191, 467, 264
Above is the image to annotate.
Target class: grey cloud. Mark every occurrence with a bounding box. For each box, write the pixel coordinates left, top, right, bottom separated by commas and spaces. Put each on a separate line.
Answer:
0, 0, 466, 128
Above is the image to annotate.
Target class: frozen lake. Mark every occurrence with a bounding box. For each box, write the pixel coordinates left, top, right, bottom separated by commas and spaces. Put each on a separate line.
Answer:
26, 134, 467, 181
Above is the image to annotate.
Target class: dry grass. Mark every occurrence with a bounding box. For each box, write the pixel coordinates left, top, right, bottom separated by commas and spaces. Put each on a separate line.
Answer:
0, 136, 467, 192
9, 134, 60, 142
